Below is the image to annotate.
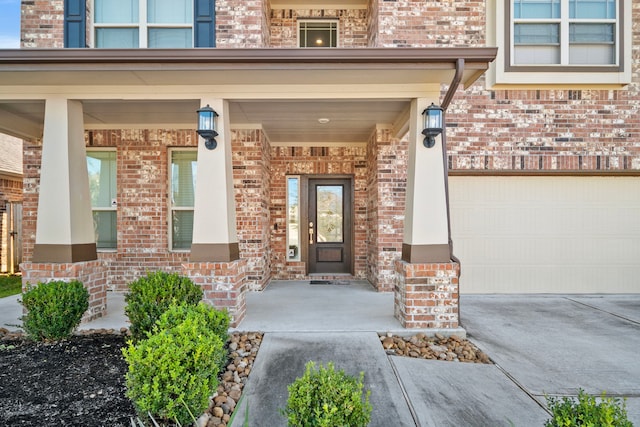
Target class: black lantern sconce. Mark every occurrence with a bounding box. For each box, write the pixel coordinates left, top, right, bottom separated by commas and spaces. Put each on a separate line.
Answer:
421, 103, 444, 148
197, 104, 219, 150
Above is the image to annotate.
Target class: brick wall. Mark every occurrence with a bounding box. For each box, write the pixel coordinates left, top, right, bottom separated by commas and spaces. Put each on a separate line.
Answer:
446, 84, 640, 172
20, 0, 64, 48
269, 146, 369, 280
373, 0, 485, 48
232, 129, 272, 291
216, 0, 268, 47
366, 128, 407, 291
269, 8, 368, 48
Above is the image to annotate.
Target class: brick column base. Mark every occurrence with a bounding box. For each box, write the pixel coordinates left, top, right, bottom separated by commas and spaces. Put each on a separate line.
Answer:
20, 261, 108, 322
182, 259, 247, 328
394, 260, 460, 329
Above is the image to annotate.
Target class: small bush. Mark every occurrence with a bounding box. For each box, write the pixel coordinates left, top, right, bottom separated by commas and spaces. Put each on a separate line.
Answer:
545, 389, 633, 427
283, 361, 372, 427
122, 304, 226, 425
21, 280, 89, 341
124, 271, 202, 341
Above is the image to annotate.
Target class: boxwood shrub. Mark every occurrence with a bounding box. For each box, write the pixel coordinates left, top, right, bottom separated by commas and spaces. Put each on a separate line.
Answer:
21, 280, 89, 341
124, 271, 202, 341
122, 303, 227, 425
283, 361, 372, 427
545, 389, 632, 427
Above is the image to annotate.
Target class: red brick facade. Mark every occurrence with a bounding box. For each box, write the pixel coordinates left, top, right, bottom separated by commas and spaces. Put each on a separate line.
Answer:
269, 8, 369, 48
15, 0, 640, 327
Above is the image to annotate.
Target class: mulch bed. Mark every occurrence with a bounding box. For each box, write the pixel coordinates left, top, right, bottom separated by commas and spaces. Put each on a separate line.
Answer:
0, 329, 489, 426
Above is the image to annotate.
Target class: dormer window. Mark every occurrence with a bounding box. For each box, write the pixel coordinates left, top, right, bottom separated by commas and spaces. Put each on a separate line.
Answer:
298, 20, 338, 48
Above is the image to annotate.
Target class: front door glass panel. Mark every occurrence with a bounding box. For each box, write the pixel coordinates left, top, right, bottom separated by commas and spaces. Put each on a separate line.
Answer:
316, 185, 343, 243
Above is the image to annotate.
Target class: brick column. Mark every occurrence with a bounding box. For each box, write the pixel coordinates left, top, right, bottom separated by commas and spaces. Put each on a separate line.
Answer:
21, 260, 108, 322
182, 259, 247, 328
394, 260, 460, 329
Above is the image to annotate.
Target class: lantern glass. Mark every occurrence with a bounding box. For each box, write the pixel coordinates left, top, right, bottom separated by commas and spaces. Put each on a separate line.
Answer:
423, 103, 443, 132
197, 105, 217, 134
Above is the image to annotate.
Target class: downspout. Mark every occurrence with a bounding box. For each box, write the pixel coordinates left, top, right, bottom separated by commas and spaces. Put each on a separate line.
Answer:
441, 59, 464, 314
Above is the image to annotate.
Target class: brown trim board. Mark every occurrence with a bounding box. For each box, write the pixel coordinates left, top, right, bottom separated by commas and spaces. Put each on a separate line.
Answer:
401, 243, 451, 264
32, 243, 97, 263
190, 243, 240, 262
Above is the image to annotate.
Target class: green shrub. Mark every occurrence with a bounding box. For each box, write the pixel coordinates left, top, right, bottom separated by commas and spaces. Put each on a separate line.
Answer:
124, 271, 202, 341
283, 361, 372, 427
20, 280, 89, 341
545, 389, 633, 427
122, 304, 226, 425
153, 302, 230, 371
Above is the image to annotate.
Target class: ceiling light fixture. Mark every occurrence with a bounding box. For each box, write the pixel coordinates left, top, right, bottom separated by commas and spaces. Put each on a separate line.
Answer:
318, 118, 330, 124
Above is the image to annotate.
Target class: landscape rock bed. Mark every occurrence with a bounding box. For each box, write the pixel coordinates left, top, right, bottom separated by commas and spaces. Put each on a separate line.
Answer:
379, 332, 492, 363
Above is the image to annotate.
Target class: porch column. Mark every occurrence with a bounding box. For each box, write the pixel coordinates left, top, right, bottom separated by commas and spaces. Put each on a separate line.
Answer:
23, 98, 106, 321
395, 97, 460, 330
403, 97, 450, 263
184, 98, 246, 326
190, 98, 239, 262
33, 98, 96, 263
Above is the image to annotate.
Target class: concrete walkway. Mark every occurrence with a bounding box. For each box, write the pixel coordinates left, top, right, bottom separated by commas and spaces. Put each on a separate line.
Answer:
2, 283, 639, 426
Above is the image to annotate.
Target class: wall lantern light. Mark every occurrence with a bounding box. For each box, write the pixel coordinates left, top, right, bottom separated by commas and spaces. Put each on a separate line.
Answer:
197, 104, 219, 150
421, 103, 444, 148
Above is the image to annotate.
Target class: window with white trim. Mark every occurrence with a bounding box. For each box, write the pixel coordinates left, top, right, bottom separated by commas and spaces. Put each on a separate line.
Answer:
511, 0, 617, 66
487, 0, 630, 86
87, 150, 117, 250
170, 150, 197, 250
298, 20, 338, 48
94, 0, 193, 48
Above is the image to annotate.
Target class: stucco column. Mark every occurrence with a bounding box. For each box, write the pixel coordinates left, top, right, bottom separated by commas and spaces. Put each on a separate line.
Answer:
190, 98, 240, 261
402, 97, 451, 263
33, 98, 96, 263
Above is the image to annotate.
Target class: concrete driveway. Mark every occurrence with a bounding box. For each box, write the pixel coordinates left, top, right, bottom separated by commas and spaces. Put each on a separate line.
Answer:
231, 285, 640, 426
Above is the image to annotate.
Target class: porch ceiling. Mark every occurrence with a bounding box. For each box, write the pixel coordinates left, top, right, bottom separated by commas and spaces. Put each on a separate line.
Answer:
0, 47, 497, 143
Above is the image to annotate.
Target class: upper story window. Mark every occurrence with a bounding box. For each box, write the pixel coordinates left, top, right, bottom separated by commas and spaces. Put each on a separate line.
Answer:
94, 0, 193, 48
298, 20, 338, 48
512, 0, 617, 66
87, 150, 117, 250
486, 0, 630, 87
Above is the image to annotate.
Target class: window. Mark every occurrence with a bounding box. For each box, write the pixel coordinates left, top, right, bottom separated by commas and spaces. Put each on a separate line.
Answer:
511, 0, 617, 66
299, 20, 338, 48
94, 0, 193, 48
486, 0, 630, 86
170, 150, 197, 250
287, 176, 301, 261
87, 150, 117, 250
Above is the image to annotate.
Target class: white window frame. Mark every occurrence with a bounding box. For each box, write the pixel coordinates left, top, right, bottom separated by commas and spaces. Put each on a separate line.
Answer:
168, 148, 197, 252
86, 147, 117, 252
486, 0, 631, 87
297, 19, 339, 48
91, 0, 194, 48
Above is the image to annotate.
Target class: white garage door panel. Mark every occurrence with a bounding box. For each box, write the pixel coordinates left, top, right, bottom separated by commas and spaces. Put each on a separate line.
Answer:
449, 176, 640, 293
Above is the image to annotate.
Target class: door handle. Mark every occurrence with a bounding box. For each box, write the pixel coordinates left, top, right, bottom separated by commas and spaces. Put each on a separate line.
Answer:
309, 222, 314, 244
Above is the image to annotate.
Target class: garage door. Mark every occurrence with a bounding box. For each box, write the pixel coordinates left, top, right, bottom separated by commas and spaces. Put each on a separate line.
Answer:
449, 176, 640, 293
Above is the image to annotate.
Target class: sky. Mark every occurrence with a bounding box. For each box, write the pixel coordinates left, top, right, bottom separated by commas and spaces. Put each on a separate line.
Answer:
0, 0, 20, 48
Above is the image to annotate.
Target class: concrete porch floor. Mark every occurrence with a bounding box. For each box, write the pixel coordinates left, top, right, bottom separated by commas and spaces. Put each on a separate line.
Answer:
233, 280, 464, 335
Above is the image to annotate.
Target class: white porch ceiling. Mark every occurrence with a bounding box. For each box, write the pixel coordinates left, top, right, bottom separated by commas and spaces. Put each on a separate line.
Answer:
0, 98, 409, 144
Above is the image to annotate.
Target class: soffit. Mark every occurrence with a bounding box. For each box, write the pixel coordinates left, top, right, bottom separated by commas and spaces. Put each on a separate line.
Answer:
0, 48, 497, 143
